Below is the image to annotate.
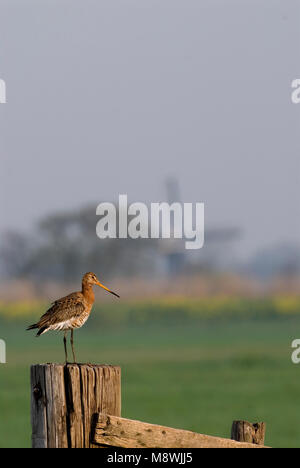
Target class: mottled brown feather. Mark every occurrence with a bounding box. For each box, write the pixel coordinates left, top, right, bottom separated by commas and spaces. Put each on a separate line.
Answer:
36, 292, 87, 329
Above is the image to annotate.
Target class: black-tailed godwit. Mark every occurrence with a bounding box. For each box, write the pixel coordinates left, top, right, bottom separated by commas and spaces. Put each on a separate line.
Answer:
26, 272, 119, 363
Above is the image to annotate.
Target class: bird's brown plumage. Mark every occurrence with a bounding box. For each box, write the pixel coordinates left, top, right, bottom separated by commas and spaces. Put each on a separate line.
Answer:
34, 292, 88, 334
26, 273, 119, 362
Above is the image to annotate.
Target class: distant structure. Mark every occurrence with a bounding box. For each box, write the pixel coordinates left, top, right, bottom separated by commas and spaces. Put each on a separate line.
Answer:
160, 177, 186, 276
160, 177, 240, 276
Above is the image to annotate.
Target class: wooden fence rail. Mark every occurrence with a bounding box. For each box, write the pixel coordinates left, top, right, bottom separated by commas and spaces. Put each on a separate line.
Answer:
93, 414, 267, 448
30, 363, 268, 449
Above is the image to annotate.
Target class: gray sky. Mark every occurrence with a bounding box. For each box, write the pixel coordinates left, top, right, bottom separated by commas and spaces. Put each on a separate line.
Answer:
0, 0, 299, 259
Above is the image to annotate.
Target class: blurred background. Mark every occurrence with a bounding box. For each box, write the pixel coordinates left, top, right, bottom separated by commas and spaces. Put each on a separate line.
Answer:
0, 0, 300, 448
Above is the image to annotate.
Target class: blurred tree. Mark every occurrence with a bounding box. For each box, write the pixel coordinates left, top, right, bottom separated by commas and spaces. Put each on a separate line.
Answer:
0, 231, 33, 277
0, 205, 159, 283
0, 203, 241, 284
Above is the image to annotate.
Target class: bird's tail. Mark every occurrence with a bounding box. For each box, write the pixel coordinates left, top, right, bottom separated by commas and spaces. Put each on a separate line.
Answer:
26, 324, 48, 337
36, 327, 48, 336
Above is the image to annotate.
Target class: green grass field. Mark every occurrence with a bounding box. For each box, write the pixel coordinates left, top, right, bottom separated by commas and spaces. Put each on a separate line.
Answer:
0, 301, 300, 448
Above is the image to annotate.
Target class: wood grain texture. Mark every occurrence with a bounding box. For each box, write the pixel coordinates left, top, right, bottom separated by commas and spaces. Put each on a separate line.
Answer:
94, 414, 269, 449
231, 420, 266, 445
31, 365, 48, 448
31, 364, 121, 448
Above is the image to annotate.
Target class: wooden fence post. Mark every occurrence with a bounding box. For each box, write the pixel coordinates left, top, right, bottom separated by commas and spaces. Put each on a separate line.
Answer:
231, 420, 266, 446
31, 364, 121, 448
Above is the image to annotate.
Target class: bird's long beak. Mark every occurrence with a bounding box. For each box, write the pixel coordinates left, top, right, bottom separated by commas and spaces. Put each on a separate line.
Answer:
96, 281, 120, 298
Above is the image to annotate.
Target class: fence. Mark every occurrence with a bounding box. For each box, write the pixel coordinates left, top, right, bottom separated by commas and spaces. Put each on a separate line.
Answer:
30, 364, 268, 449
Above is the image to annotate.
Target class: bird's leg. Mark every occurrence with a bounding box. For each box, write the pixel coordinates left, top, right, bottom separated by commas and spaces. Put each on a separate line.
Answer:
64, 331, 68, 364
71, 329, 77, 363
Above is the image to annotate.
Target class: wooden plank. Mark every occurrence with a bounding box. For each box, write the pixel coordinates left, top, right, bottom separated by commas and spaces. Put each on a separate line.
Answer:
100, 366, 122, 417
31, 364, 121, 448
45, 364, 68, 448
79, 365, 121, 448
31, 365, 47, 448
231, 421, 266, 445
80, 364, 95, 448
31, 364, 68, 448
64, 364, 83, 448
94, 414, 269, 448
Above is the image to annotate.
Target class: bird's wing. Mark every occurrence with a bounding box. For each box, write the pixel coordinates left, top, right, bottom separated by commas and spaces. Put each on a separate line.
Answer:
37, 292, 85, 328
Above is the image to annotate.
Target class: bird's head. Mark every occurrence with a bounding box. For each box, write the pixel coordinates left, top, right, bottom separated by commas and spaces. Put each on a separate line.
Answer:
82, 272, 120, 298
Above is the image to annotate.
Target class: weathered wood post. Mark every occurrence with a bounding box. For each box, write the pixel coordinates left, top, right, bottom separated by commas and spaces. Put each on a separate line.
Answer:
231, 420, 266, 446
31, 364, 121, 448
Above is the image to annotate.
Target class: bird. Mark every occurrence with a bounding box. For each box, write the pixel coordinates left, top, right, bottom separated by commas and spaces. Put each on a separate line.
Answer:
26, 272, 120, 363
